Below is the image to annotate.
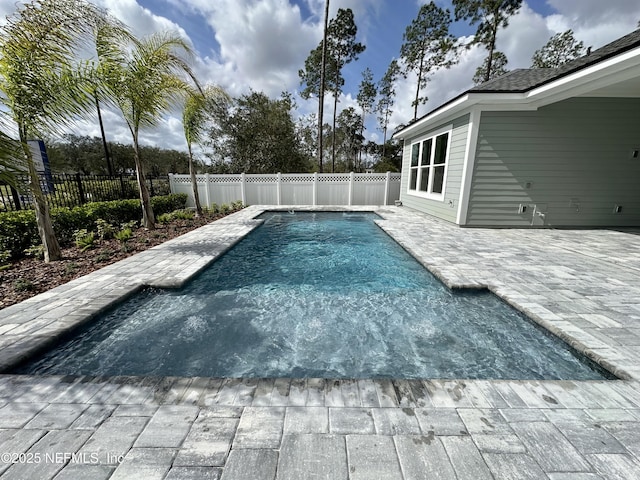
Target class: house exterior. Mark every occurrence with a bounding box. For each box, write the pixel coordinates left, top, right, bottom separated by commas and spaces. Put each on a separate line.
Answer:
393, 29, 640, 227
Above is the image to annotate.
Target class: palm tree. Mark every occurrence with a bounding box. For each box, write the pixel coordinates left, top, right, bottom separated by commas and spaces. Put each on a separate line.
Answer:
182, 85, 229, 217
96, 29, 198, 229
0, 0, 107, 261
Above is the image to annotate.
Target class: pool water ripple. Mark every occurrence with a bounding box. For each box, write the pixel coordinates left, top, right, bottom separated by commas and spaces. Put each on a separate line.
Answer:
16, 212, 612, 380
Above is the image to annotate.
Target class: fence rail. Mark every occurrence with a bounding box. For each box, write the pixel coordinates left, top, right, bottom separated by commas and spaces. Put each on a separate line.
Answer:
169, 172, 402, 207
0, 173, 170, 211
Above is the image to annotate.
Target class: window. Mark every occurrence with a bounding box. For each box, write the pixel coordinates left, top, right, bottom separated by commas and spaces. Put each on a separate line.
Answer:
408, 129, 450, 199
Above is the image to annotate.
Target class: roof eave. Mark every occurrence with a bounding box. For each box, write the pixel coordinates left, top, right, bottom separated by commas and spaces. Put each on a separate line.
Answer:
392, 92, 529, 140
392, 94, 472, 141
393, 44, 640, 141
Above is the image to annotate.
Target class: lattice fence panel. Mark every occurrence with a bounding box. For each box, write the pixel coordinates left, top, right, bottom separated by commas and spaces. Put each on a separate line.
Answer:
169, 172, 401, 207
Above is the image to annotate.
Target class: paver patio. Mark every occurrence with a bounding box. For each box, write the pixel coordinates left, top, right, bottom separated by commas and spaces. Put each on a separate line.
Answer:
1, 205, 640, 479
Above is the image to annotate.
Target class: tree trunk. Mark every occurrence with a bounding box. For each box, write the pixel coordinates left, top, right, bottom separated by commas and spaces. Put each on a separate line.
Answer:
332, 88, 338, 173
133, 136, 155, 229
19, 131, 62, 262
484, 22, 499, 83
484, 46, 494, 82
188, 143, 202, 217
382, 108, 389, 160
95, 91, 112, 175
358, 112, 365, 171
317, 0, 330, 173
414, 47, 426, 121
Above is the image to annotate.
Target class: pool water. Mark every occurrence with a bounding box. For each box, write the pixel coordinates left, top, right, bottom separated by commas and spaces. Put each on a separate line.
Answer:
17, 212, 612, 380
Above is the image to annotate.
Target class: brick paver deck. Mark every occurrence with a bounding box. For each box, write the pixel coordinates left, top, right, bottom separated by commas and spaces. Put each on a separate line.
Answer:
1, 205, 640, 479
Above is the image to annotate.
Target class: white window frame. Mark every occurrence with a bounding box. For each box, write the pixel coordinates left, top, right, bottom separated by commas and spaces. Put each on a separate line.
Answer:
407, 125, 452, 201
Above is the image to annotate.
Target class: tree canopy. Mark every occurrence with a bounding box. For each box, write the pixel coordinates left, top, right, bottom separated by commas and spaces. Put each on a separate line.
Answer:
356, 68, 376, 169
453, 0, 522, 83
206, 91, 310, 174
400, 2, 457, 120
376, 59, 400, 158
46, 135, 194, 176
531, 30, 586, 68
473, 50, 508, 84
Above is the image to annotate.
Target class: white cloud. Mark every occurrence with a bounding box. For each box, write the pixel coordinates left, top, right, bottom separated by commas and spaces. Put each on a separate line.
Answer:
497, 3, 551, 69
4, 0, 640, 155
546, 0, 640, 27
95, 0, 189, 39
543, 1, 640, 53
168, 0, 320, 98
393, 0, 640, 134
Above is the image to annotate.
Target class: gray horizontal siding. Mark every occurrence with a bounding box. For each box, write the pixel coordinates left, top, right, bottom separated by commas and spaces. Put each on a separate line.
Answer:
466, 97, 640, 227
399, 114, 469, 223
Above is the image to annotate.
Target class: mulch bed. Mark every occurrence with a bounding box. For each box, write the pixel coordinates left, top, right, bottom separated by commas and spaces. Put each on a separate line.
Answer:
0, 212, 225, 310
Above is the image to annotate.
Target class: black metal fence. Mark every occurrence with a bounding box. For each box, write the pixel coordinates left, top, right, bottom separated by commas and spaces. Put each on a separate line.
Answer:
0, 173, 170, 211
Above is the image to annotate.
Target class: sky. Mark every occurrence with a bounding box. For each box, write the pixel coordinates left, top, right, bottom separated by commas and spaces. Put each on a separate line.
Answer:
2, 0, 640, 156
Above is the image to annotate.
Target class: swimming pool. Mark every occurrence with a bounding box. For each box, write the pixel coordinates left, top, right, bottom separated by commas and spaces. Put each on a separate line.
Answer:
16, 211, 612, 380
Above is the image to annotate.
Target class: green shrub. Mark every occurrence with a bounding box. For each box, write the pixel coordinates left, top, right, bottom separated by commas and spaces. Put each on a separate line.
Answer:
156, 208, 193, 224
95, 219, 115, 240
74, 229, 95, 251
0, 250, 11, 269
13, 278, 35, 292
151, 193, 187, 216
219, 203, 231, 215
209, 203, 219, 214
231, 200, 244, 211
95, 251, 112, 263
115, 228, 132, 243
0, 210, 38, 259
23, 245, 44, 260
157, 213, 173, 224
51, 207, 93, 243
0, 193, 185, 260
120, 220, 138, 231
173, 209, 194, 220
64, 262, 79, 275
83, 199, 141, 226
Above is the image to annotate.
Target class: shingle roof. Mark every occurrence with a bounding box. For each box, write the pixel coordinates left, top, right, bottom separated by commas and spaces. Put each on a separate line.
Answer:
469, 68, 556, 92
395, 28, 640, 137
471, 28, 640, 94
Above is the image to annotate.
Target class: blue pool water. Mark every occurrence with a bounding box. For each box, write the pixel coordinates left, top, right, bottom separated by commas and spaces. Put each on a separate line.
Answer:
17, 212, 611, 380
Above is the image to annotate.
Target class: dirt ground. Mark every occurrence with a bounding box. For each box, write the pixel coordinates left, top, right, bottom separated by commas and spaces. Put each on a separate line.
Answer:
0, 212, 225, 310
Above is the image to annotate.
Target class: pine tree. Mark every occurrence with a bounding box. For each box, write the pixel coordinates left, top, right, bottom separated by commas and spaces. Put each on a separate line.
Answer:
531, 30, 586, 69
356, 68, 377, 171
453, 0, 522, 83
376, 59, 400, 160
400, 2, 457, 120
473, 51, 508, 84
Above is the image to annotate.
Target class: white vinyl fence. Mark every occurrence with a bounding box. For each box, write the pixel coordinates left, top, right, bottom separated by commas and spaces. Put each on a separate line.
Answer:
169, 172, 402, 207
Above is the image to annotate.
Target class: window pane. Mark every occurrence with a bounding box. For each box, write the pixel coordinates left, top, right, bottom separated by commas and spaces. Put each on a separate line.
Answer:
432, 166, 445, 194
434, 133, 449, 165
421, 139, 432, 165
410, 169, 417, 190
411, 144, 419, 167
419, 167, 429, 192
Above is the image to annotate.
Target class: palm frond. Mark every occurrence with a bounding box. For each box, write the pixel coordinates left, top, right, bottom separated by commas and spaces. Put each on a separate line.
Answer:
183, 84, 230, 146
97, 30, 198, 132
0, 0, 113, 135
